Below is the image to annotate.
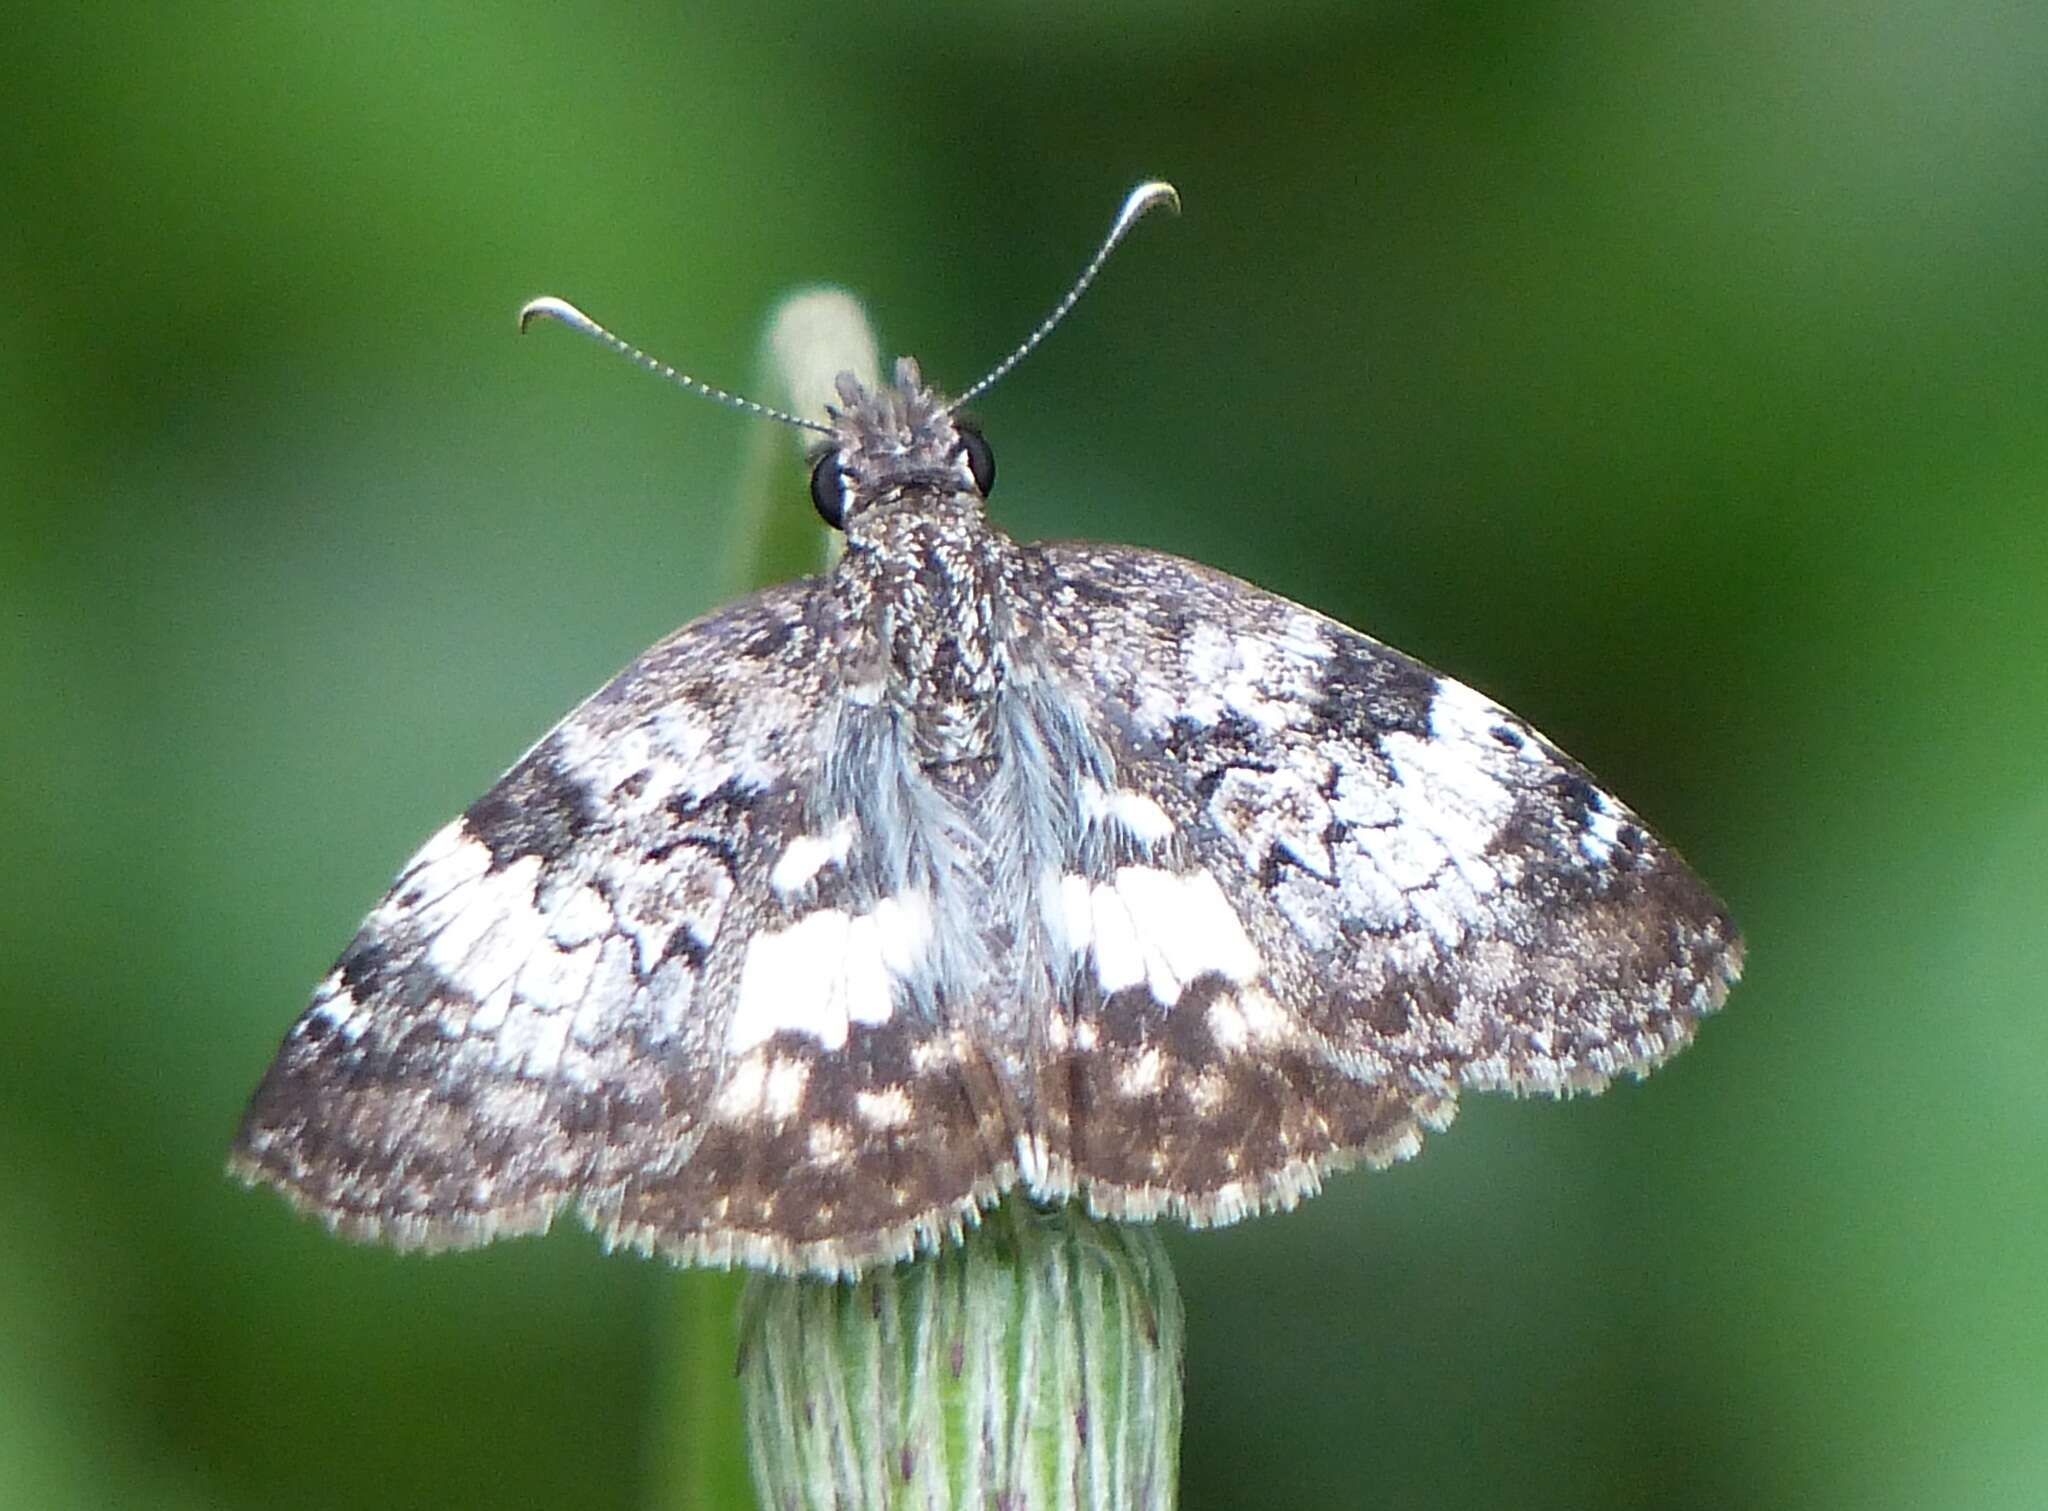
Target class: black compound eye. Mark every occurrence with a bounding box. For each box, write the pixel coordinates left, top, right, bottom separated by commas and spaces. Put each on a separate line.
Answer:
809, 451, 851, 529
957, 424, 996, 497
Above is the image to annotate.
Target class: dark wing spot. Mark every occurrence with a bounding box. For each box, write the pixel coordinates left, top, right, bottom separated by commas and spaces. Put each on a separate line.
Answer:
465, 738, 601, 869
335, 933, 400, 1000
664, 774, 765, 829
658, 924, 710, 971
1095, 986, 1165, 1051
741, 616, 796, 659
1548, 773, 1602, 832
1313, 630, 1438, 745
331, 929, 450, 1013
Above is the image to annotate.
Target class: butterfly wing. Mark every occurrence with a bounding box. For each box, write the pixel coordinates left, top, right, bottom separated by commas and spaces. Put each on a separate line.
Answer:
235, 538, 1741, 1271
1026, 542, 1743, 1222
231, 580, 1010, 1277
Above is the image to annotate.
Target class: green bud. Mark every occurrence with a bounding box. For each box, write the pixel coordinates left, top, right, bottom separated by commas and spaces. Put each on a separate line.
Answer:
738, 1197, 1183, 1510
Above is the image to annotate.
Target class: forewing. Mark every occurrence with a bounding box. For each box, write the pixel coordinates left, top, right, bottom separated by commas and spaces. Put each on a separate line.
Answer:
1028, 542, 1742, 1219
231, 581, 1009, 1277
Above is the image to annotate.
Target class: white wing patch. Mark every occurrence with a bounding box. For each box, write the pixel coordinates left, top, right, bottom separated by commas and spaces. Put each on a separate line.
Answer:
854, 1085, 914, 1130
768, 820, 857, 898
1577, 792, 1626, 864
306, 809, 743, 1092
1378, 677, 1520, 863
397, 818, 494, 909
1055, 865, 1261, 1003
1211, 676, 1612, 952
303, 985, 364, 1043
713, 1051, 811, 1123
1078, 780, 1174, 847
727, 892, 936, 1053
1160, 615, 1331, 733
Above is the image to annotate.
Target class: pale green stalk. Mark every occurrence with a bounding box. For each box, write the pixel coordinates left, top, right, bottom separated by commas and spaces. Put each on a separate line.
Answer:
739, 1198, 1181, 1511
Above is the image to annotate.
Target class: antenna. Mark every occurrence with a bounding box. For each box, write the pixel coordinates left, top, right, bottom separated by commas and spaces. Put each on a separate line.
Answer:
516, 296, 833, 434
519, 179, 1179, 427
946, 180, 1181, 413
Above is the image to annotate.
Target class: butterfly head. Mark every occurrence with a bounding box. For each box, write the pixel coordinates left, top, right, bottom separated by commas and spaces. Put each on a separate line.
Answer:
807, 358, 995, 531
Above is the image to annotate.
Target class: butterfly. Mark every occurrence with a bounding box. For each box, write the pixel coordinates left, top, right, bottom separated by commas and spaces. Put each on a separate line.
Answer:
231, 183, 1741, 1278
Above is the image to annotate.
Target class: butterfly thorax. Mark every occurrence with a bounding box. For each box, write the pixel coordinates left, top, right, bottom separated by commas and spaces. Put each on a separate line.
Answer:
822, 359, 1023, 772
831, 499, 1021, 770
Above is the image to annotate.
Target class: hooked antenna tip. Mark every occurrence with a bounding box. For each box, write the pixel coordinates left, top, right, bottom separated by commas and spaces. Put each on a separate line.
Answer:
517, 295, 595, 337
517, 291, 832, 433
1113, 181, 1181, 240
944, 177, 1183, 414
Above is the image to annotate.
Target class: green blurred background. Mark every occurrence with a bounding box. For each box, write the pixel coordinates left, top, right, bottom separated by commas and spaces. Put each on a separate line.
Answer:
5, 3, 2045, 1508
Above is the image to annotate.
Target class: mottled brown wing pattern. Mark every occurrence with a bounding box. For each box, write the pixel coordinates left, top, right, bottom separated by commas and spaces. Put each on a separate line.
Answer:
234, 535, 1739, 1277
1023, 542, 1742, 1224
230, 581, 1013, 1276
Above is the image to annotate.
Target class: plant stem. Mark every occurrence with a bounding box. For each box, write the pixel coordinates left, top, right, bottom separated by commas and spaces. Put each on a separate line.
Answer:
739, 1198, 1183, 1510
